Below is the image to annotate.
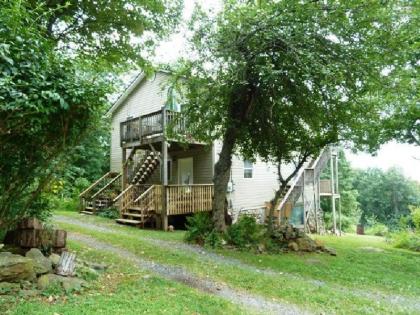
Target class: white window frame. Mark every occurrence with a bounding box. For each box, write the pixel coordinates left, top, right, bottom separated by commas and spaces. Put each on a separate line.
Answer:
243, 160, 253, 178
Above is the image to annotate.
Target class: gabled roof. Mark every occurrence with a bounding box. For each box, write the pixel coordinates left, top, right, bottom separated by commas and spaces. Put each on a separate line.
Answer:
106, 69, 172, 116
105, 72, 146, 116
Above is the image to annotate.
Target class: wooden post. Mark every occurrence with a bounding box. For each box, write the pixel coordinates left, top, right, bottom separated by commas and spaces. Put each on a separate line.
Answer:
122, 148, 127, 189
161, 107, 169, 231
335, 152, 341, 236
330, 148, 337, 234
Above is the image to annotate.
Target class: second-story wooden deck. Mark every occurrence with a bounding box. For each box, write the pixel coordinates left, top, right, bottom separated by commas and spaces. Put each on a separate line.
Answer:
120, 108, 196, 148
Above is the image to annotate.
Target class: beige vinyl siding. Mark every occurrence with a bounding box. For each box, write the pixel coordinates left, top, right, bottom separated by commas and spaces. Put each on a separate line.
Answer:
110, 72, 170, 172
228, 155, 279, 212
169, 146, 213, 184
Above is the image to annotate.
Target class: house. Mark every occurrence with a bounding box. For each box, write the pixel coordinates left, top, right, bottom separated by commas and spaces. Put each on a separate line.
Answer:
79, 71, 340, 232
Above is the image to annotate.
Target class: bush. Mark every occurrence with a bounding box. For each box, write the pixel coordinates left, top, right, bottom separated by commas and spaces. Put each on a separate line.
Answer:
365, 223, 389, 236
226, 216, 264, 249
410, 206, 420, 231
184, 213, 213, 245
98, 207, 120, 219
391, 231, 420, 252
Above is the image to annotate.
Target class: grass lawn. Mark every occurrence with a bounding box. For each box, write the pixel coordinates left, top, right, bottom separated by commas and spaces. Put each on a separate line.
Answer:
51, 210, 420, 315
0, 240, 248, 315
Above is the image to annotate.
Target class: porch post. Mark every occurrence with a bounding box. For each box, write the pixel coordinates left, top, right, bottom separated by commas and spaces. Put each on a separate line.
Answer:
122, 148, 127, 189
161, 107, 169, 230
330, 148, 337, 235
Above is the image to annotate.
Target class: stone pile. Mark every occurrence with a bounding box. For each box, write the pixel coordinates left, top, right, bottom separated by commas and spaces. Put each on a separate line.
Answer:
0, 218, 106, 297
272, 224, 337, 255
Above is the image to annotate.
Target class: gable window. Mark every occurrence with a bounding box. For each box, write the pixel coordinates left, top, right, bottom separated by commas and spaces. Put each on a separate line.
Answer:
244, 160, 253, 178
166, 87, 181, 112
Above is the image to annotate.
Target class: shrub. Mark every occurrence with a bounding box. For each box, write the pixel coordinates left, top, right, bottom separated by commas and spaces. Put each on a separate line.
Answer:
98, 207, 120, 220
391, 231, 420, 252
365, 223, 389, 236
226, 216, 264, 249
184, 213, 213, 245
410, 206, 420, 231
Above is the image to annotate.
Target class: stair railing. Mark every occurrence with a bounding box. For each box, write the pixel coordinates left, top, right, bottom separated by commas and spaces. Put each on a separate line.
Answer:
79, 172, 116, 212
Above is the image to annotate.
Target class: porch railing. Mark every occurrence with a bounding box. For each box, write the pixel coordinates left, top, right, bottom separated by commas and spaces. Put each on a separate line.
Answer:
120, 108, 187, 145
166, 184, 213, 215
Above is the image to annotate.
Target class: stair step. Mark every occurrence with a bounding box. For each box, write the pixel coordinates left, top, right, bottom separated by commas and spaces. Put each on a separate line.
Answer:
116, 218, 141, 225
85, 206, 94, 210
123, 213, 146, 218
81, 210, 93, 215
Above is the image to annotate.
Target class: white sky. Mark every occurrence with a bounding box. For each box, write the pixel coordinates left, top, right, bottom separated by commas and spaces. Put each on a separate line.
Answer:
152, 0, 420, 182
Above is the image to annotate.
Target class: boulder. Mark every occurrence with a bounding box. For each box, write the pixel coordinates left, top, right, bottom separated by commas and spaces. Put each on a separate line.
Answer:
324, 247, 337, 256
26, 248, 52, 275
49, 253, 61, 267
37, 273, 85, 293
0, 252, 35, 282
288, 241, 299, 251
61, 277, 85, 293
296, 237, 316, 252
37, 273, 63, 290
89, 262, 108, 272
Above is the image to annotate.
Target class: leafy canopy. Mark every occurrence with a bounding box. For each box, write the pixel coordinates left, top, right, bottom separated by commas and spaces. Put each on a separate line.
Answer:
0, 2, 109, 224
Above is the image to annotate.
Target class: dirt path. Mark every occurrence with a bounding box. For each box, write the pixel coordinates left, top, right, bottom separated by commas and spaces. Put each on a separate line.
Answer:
55, 215, 420, 313
68, 232, 309, 315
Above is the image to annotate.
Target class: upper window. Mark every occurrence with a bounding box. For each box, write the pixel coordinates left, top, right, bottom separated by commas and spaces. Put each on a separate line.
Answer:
166, 87, 181, 112
244, 160, 253, 178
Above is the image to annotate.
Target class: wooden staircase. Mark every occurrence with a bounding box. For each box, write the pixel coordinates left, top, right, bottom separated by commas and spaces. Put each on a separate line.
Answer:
79, 172, 122, 214
114, 150, 161, 226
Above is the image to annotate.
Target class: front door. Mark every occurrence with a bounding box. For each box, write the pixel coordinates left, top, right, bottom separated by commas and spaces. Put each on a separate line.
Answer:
178, 157, 193, 185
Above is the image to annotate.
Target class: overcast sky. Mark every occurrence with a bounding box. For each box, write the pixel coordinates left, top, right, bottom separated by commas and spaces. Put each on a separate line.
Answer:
152, 0, 420, 182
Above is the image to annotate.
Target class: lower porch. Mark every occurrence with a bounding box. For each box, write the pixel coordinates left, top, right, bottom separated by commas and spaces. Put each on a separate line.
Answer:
115, 184, 214, 229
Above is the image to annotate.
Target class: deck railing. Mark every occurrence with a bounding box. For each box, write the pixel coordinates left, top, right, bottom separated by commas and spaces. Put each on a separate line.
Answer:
166, 184, 213, 215
120, 108, 187, 145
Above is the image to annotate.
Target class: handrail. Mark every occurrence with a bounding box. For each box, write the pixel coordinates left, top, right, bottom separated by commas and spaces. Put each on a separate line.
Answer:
79, 172, 111, 198
91, 173, 122, 199
276, 147, 328, 211
113, 184, 133, 203
133, 185, 154, 203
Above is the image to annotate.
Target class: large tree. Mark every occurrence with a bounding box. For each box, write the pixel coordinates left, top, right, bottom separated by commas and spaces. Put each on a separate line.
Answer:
26, 0, 183, 70
175, 0, 417, 232
0, 0, 182, 226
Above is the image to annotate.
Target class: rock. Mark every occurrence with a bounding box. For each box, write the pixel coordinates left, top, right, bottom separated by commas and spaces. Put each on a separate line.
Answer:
324, 247, 337, 256
89, 262, 107, 272
314, 239, 325, 250
0, 244, 3, 250
0, 252, 35, 282
296, 237, 316, 252
38, 273, 85, 293
20, 280, 33, 290
77, 265, 99, 280
168, 225, 174, 232
49, 253, 61, 267
37, 274, 62, 291
288, 241, 299, 251
26, 248, 52, 275
61, 277, 85, 293
0, 282, 21, 295
19, 289, 39, 297
257, 243, 266, 253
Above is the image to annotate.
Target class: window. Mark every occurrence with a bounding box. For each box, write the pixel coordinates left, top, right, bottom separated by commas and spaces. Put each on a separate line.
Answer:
166, 87, 181, 112
244, 160, 253, 178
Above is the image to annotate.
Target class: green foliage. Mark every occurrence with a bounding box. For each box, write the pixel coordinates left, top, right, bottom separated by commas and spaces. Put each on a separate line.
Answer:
390, 231, 420, 252
184, 213, 214, 245
365, 223, 389, 237
410, 206, 420, 230
353, 167, 420, 228
98, 207, 120, 220
0, 2, 112, 225
226, 216, 263, 250
25, 0, 183, 70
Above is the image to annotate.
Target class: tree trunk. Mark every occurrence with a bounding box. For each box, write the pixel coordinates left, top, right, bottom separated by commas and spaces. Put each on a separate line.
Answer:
212, 127, 238, 232
268, 184, 287, 234
56, 252, 76, 276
